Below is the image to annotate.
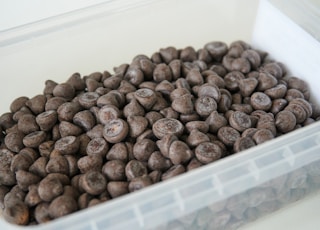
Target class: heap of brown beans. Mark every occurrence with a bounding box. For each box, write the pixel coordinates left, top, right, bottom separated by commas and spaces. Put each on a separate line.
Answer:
0, 40, 319, 226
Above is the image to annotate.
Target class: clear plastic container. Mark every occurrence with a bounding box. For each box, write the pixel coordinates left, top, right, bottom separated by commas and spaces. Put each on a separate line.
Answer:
0, 0, 320, 229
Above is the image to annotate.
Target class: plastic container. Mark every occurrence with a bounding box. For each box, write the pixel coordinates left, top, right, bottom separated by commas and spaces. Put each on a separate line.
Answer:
0, 0, 320, 229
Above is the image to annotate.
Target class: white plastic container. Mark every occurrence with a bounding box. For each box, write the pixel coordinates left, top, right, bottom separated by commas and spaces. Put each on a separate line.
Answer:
0, 0, 319, 229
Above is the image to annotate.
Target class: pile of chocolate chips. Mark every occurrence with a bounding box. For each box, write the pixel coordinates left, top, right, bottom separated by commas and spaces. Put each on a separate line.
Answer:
0, 40, 319, 225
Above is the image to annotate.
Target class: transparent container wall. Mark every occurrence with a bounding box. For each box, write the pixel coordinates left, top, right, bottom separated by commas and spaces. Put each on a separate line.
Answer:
1, 0, 320, 230
0, 0, 258, 115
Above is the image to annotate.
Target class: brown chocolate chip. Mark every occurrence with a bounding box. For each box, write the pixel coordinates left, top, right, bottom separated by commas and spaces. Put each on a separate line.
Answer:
229, 111, 252, 132
239, 77, 258, 97
49, 195, 77, 219
45, 97, 67, 111
261, 62, 283, 79
102, 160, 126, 181
77, 155, 103, 174
257, 72, 278, 91
161, 165, 185, 181
18, 114, 39, 134
78, 92, 100, 109
57, 102, 82, 122
125, 160, 148, 181
233, 137, 256, 153
186, 129, 210, 148
106, 142, 128, 162
168, 140, 193, 165
73, 110, 96, 132
270, 98, 288, 115
3, 131, 24, 153
204, 41, 228, 61
206, 111, 227, 133
195, 142, 222, 164
22, 131, 47, 148
133, 139, 157, 162
171, 94, 194, 114
26, 95, 47, 115
54, 136, 80, 155
127, 116, 148, 138
252, 129, 274, 144
107, 181, 129, 198
128, 176, 153, 192
224, 71, 245, 92
153, 63, 172, 82
147, 151, 172, 171
3, 199, 29, 225
195, 96, 217, 117
134, 88, 157, 110
79, 171, 106, 196
231, 57, 251, 73
265, 84, 287, 99
86, 137, 109, 158
186, 69, 204, 86
241, 49, 261, 70
250, 92, 272, 111
34, 202, 51, 224
217, 126, 240, 147
275, 110, 297, 133
103, 118, 129, 143
185, 121, 209, 133
152, 118, 184, 139
159, 47, 178, 64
